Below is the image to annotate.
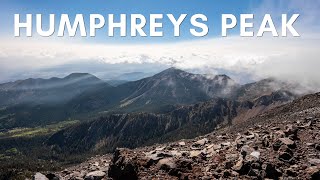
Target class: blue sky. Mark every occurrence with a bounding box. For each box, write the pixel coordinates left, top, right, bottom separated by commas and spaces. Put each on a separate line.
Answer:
0, 0, 277, 43
1, 0, 317, 43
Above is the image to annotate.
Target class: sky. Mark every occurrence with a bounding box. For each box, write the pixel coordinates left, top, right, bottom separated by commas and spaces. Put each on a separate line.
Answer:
0, 0, 255, 42
0, 0, 320, 92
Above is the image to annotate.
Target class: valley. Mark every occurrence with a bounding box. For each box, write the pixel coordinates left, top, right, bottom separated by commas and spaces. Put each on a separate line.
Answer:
0, 120, 79, 139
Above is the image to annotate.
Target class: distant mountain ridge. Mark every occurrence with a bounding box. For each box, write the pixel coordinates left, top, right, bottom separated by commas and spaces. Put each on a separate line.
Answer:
0, 73, 108, 106
0, 68, 299, 129
108, 71, 154, 82
0, 73, 104, 91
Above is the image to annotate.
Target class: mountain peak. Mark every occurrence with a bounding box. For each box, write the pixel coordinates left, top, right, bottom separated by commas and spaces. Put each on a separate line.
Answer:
64, 73, 97, 80
161, 67, 184, 73
215, 74, 231, 79
155, 67, 189, 77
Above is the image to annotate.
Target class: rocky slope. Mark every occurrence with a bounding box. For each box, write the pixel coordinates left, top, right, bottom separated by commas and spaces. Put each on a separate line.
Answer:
38, 93, 320, 180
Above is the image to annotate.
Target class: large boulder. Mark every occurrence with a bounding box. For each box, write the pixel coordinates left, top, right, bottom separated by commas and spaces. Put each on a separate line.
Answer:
85, 171, 106, 180
33, 173, 49, 180
108, 148, 138, 180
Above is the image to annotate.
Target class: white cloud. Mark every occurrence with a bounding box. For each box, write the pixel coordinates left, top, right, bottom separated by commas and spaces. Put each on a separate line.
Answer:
0, 35, 319, 89
0, 0, 319, 92
0, 36, 312, 68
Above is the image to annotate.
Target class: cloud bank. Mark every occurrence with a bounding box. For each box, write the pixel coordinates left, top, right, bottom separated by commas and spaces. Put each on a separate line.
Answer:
0, 0, 319, 93
0, 36, 319, 88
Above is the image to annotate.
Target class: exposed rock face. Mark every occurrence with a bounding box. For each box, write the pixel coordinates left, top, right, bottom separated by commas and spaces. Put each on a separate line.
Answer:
47, 92, 320, 179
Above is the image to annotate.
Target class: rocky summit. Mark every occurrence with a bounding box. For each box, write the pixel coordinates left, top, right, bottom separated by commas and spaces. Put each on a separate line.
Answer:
35, 93, 320, 180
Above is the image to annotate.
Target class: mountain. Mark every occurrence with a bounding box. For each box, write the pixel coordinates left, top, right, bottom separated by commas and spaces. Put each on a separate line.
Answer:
0, 73, 108, 106
232, 90, 297, 125
107, 68, 239, 112
0, 73, 104, 91
0, 73, 111, 129
234, 78, 296, 101
62, 68, 240, 116
0, 68, 298, 130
